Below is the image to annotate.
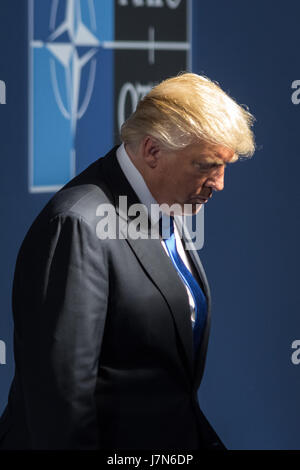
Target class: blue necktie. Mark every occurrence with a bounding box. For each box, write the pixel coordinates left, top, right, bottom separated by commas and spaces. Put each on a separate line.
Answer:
161, 216, 207, 354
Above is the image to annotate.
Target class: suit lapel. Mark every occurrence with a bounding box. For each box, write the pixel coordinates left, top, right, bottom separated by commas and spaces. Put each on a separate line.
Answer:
100, 149, 194, 380
176, 215, 212, 386
122, 234, 194, 380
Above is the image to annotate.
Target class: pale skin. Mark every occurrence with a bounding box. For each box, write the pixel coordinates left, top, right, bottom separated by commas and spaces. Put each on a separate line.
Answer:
125, 136, 237, 215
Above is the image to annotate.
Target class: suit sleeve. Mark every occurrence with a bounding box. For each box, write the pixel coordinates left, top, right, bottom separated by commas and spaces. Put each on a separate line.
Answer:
197, 407, 227, 450
14, 213, 109, 449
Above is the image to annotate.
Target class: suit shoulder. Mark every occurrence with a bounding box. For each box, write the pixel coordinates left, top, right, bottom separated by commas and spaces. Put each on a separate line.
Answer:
47, 183, 111, 226
25, 151, 119, 243
37, 153, 116, 227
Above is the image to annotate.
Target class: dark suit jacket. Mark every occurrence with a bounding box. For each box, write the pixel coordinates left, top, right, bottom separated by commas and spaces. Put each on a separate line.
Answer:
0, 146, 225, 450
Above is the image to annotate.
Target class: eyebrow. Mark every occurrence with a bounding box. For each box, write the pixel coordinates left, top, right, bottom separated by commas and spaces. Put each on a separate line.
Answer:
196, 152, 237, 166
196, 157, 226, 167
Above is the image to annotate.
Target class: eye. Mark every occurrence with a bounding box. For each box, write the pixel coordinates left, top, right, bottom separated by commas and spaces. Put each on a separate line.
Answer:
194, 162, 214, 171
195, 162, 226, 171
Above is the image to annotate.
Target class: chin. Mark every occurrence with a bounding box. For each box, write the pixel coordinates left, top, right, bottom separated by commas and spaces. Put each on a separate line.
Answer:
161, 201, 202, 216
182, 202, 202, 215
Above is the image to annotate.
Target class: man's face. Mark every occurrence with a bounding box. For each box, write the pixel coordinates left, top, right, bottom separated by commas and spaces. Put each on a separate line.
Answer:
142, 138, 237, 215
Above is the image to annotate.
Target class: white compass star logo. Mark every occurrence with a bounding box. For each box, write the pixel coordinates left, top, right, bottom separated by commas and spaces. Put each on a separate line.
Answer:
46, 0, 100, 137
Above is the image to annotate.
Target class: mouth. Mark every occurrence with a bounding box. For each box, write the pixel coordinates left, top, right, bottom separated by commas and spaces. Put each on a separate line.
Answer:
188, 197, 208, 204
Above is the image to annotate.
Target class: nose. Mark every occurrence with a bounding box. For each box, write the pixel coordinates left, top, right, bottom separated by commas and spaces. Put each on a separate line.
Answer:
204, 166, 225, 192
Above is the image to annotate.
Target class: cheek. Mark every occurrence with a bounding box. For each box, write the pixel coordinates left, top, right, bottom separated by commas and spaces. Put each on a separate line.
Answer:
195, 174, 207, 186
175, 173, 195, 188
185, 174, 203, 186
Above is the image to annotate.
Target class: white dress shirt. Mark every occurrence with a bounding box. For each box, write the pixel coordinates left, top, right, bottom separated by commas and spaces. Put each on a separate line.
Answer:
116, 143, 196, 324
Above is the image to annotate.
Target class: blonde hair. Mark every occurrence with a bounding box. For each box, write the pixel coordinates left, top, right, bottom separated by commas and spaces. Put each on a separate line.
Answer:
121, 72, 255, 158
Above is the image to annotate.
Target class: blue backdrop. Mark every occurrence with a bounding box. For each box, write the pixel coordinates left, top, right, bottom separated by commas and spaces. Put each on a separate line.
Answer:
0, 0, 300, 450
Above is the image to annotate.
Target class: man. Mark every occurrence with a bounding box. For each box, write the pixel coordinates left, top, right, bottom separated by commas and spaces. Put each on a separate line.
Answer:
0, 73, 255, 450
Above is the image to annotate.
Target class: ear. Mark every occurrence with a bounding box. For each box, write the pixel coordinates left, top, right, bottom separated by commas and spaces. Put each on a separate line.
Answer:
142, 136, 161, 169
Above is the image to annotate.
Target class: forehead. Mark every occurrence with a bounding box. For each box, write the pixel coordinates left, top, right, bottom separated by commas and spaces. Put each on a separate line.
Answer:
182, 141, 237, 164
